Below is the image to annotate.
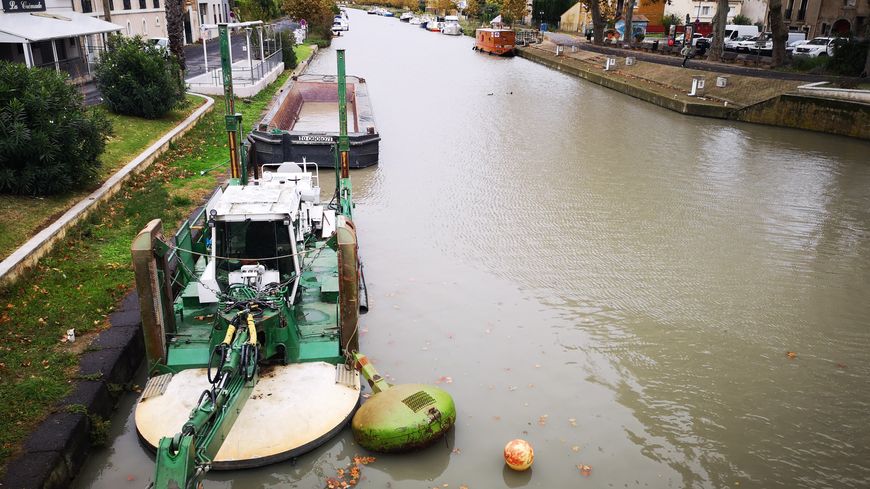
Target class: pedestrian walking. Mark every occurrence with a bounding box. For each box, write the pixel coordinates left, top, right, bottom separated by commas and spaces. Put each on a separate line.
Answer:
680, 45, 692, 68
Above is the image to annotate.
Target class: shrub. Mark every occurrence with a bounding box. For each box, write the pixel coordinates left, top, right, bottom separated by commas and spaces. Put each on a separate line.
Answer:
96, 35, 186, 119
279, 29, 298, 69
731, 14, 752, 26
0, 62, 111, 196
827, 39, 868, 76
788, 55, 829, 73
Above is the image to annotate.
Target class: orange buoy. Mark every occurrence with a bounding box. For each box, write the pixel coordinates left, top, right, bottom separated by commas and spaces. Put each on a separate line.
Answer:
504, 439, 534, 471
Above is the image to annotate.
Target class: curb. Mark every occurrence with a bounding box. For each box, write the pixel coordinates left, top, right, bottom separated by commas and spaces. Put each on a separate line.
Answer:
0, 93, 215, 288
0, 291, 144, 489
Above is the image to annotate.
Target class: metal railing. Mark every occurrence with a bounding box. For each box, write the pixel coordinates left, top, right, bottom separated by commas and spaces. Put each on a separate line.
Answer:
35, 56, 91, 81
188, 49, 283, 87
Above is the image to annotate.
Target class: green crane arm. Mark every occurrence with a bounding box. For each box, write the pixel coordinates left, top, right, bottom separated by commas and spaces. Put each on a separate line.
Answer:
153, 312, 259, 489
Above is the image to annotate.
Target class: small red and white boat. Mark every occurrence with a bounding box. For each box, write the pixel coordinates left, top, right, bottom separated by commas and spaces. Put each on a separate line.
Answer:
474, 15, 516, 56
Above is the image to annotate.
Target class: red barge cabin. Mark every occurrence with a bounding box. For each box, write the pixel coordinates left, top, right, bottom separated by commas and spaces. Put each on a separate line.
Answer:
474, 16, 516, 56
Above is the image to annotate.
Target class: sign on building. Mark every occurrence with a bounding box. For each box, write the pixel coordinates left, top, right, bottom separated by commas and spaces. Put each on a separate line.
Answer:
2, 0, 46, 12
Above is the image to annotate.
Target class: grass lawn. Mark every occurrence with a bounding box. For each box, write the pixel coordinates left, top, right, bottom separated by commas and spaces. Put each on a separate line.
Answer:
0, 94, 204, 261
0, 46, 315, 472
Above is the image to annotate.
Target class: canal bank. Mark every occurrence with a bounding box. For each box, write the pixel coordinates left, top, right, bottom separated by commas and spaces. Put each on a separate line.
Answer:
517, 45, 870, 140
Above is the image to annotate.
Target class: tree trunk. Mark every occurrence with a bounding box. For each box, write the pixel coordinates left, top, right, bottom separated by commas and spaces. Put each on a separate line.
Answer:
864, 24, 870, 77
707, 0, 728, 61
590, 0, 604, 46
101, 0, 111, 21
768, 0, 787, 67
623, 0, 635, 47
166, 0, 186, 71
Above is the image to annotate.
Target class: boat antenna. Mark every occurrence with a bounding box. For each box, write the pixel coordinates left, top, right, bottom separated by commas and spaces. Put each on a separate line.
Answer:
335, 49, 353, 219
219, 23, 247, 185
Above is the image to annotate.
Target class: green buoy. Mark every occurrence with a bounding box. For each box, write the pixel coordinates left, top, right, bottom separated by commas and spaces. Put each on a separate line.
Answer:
352, 354, 456, 453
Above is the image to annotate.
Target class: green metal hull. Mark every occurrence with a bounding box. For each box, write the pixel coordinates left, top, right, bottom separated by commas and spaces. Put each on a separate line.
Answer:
351, 383, 456, 453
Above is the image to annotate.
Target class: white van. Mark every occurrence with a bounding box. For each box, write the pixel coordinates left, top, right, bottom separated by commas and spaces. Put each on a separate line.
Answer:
723, 25, 759, 43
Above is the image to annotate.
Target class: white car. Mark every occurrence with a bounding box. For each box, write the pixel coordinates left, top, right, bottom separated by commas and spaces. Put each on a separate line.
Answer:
147, 37, 170, 54
332, 17, 349, 31
734, 33, 772, 52
786, 39, 810, 54
793, 37, 842, 57
725, 35, 754, 51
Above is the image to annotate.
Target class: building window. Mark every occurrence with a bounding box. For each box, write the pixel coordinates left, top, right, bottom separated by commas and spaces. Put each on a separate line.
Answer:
81, 0, 92, 13
139, 0, 145, 8
123, 0, 131, 10
109, 0, 114, 10
797, 0, 808, 20
142, 19, 147, 34
199, 3, 207, 24
153, 0, 159, 7
126, 21, 131, 34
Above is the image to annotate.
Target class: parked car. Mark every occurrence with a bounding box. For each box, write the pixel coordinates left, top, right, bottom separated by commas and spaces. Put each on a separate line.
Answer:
793, 37, 843, 57
786, 39, 810, 54
725, 35, 754, 51
734, 32, 773, 53
332, 17, 349, 31
147, 37, 170, 54
723, 25, 759, 43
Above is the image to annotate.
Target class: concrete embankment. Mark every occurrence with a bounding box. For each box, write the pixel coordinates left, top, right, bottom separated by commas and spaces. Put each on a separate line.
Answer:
517, 46, 870, 140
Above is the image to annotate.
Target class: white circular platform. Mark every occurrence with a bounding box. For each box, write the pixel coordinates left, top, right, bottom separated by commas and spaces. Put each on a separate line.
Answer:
136, 362, 360, 469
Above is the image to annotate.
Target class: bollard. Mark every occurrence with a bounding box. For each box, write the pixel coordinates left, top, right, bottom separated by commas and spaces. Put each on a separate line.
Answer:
571, 45, 577, 53
625, 56, 636, 66
604, 56, 616, 70
688, 75, 706, 96
716, 76, 729, 88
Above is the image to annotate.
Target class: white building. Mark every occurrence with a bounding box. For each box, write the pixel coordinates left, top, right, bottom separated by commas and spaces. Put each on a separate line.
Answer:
0, 0, 121, 81
664, 0, 743, 30
740, 0, 768, 25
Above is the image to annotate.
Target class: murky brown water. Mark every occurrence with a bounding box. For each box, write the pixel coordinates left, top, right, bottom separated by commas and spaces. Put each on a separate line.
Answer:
75, 9, 870, 489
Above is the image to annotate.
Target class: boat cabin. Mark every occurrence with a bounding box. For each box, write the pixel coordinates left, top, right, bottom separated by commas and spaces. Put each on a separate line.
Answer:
474, 15, 516, 56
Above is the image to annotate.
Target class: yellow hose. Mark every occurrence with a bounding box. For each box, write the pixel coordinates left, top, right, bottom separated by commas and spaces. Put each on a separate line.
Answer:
247, 314, 257, 345
222, 324, 236, 345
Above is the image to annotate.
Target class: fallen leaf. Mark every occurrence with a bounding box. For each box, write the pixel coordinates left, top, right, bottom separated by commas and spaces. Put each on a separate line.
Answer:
538, 415, 548, 426
578, 464, 592, 476
452, 448, 462, 454
786, 351, 797, 359
571, 445, 580, 452
569, 418, 577, 427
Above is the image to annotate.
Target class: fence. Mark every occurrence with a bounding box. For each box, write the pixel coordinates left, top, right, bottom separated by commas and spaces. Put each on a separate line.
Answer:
188, 49, 283, 88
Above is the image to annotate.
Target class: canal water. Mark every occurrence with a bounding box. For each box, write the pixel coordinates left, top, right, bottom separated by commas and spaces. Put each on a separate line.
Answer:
75, 9, 870, 489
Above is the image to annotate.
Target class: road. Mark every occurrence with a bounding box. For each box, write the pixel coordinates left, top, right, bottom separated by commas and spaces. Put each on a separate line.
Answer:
543, 32, 841, 83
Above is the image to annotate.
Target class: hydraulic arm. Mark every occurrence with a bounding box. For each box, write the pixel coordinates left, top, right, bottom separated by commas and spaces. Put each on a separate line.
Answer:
152, 310, 259, 489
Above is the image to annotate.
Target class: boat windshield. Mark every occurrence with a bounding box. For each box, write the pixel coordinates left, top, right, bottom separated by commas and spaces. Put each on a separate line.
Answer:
215, 219, 294, 285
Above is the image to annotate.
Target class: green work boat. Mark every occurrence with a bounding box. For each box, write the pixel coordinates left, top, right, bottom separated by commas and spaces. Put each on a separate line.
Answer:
131, 33, 366, 488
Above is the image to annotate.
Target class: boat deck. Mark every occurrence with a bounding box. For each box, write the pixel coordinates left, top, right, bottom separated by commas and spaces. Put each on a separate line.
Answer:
166, 240, 343, 370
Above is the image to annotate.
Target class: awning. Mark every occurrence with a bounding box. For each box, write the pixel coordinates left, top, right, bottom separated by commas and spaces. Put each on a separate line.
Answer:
0, 11, 122, 43
633, 15, 650, 23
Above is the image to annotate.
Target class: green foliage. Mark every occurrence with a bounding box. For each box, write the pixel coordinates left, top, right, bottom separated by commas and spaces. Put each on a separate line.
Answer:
282, 0, 334, 38
788, 55, 829, 73
531, 0, 575, 25
731, 14, 751, 25
236, 0, 280, 21
481, 1, 501, 23
660, 13, 682, 34
96, 35, 186, 119
279, 29, 298, 69
89, 415, 111, 447
0, 61, 111, 196
826, 39, 868, 76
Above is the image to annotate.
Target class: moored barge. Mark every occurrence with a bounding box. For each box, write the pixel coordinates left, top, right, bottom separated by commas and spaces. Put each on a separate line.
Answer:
474, 15, 516, 56
248, 74, 380, 170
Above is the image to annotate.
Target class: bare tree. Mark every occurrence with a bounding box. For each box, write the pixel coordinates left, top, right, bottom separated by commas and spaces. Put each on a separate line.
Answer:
768, 0, 788, 66
588, 0, 604, 45
165, 0, 186, 71
622, 0, 636, 47
707, 0, 729, 61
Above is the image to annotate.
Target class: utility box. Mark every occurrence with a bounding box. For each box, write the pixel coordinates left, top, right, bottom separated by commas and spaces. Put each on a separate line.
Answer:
716, 76, 729, 88
626, 56, 636, 66
604, 56, 616, 70
688, 76, 706, 96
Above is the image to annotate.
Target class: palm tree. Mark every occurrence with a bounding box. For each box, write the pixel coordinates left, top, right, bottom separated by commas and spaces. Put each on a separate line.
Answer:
165, 0, 186, 71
